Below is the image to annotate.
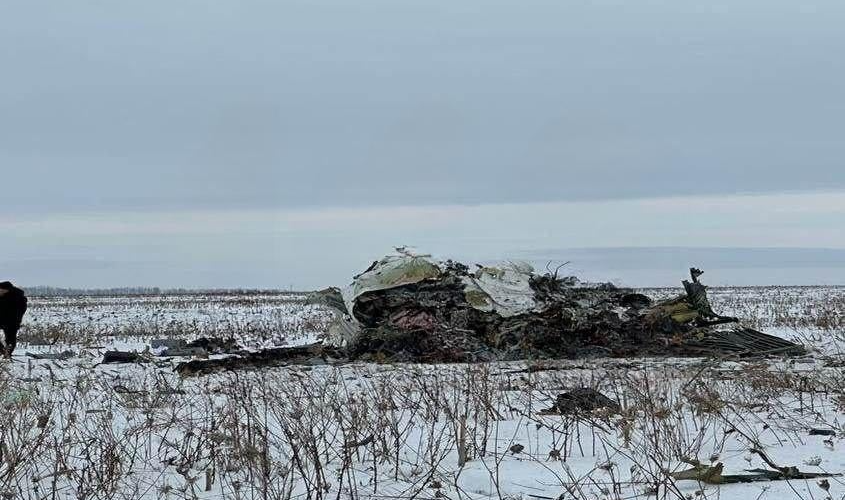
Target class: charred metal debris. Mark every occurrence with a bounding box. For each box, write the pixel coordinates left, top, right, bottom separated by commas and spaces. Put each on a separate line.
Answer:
308, 252, 804, 363
93, 251, 804, 374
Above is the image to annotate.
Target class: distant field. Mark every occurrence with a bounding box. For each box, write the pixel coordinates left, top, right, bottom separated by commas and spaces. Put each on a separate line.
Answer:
1, 287, 843, 499
20, 291, 331, 349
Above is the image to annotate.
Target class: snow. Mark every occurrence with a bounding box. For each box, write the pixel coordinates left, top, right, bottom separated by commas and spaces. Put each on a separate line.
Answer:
0, 287, 842, 499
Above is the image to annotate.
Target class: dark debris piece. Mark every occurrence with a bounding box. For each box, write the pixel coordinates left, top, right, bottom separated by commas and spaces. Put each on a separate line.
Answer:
542, 388, 621, 415
683, 328, 806, 357
184, 337, 241, 354
26, 350, 75, 360
174, 343, 343, 376
102, 351, 146, 364
151, 337, 242, 357
809, 429, 836, 436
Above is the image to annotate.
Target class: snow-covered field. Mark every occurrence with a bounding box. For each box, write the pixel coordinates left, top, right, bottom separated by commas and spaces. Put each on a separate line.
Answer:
20, 292, 332, 350
1, 287, 844, 499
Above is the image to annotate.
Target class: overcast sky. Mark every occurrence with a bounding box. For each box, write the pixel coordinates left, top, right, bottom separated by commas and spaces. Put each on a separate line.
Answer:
2, 1, 844, 287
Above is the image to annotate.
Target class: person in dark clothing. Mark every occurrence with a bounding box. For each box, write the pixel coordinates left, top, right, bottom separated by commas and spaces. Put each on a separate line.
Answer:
0, 282, 27, 358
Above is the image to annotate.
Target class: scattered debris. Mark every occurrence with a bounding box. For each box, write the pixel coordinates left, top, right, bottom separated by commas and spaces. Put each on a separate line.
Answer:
314, 252, 804, 363
157, 346, 208, 358
99, 338, 242, 368
175, 252, 805, 375
101, 351, 147, 364
151, 337, 241, 357
678, 327, 805, 357
541, 388, 621, 415
809, 428, 837, 436
670, 452, 841, 484
184, 337, 241, 354
149, 339, 184, 350
26, 350, 75, 360
174, 343, 341, 376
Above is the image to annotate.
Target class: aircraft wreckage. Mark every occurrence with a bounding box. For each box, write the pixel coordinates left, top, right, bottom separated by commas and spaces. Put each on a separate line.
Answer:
173, 252, 804, 375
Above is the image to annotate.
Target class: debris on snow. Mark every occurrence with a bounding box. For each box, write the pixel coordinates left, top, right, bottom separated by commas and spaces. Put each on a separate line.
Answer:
174, 342, 342, 376
809, 428, 836, 436
184, 337, 241, 354
315, 252, 804, 362
101, 350, 147, 364
540, 388, 622, 416
670, 452, 841, 484
151, 337, 241, 357
26, 350, 75, 360
175, 252, 806, 375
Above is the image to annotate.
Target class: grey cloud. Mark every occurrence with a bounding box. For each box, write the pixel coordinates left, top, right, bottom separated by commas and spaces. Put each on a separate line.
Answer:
2, 0, 845, 215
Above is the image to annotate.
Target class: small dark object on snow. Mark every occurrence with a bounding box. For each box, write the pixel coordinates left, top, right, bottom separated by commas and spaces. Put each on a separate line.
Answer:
26, 350, 75, 360
113, 385, 146, 395
671, 451, 842, 484
160, 347, 208, 357
809, 429, 836, 436
175, 343, 341, 376
102, 351, 146, 364
819, 479, 831, 493
543, 388, 621, 415
509, 444, 525, 455
343, 435, 374, 448
151, 339, 207, 357
185, 337, 241, 354
151, 337, 241, 357
620, 293, 652, 309
150, 339, 184, 350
